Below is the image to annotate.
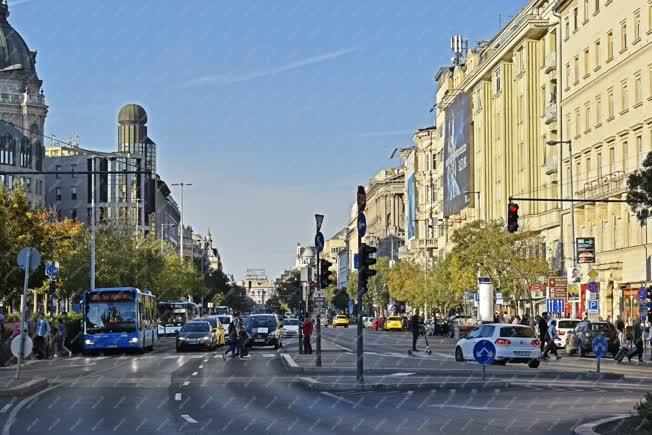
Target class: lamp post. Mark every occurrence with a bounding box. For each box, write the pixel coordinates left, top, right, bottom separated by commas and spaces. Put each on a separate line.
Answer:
547, 139, 576, 272
172, 182, 192, 261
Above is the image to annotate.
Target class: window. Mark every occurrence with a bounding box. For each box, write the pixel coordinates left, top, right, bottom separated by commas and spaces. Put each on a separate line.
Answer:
622, 141, 628, 172
621, 21, 627, 51
649, 4, 652, 34
71, 186, 77, 201
0, 137, 16, 165
71, 163, 77, 178
585, 104, 591, 132
595, 95, 602, 126
634, 73, 642, 105
634, 10, 641, 42
24, 177, 31, 193
636, 135, 643, 167
71, 209, 77, 220
565, 17, 570, 40
19, 141, 32, 168
55, 187, 62, 201
574, 56, 580, 83
586, 156, 591, 181
595, 0, 600, 14
607, 31, 614, 60
649, 65, 652, 98
55, 164, 62, 179
494, 69, 501, 93
597, 152, 603, 178
621, 80, 629, 112
607, 87, 615, 119
583, 48, 590, 76
574, 8, 579, 30
565, 63, 571, 89
575, 109, 581, 137
609, 146, 615, 173
584, 0, 589, 22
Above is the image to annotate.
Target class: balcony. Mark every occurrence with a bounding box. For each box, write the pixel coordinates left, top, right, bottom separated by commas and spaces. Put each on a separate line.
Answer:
544, 51, 557, 74
417, 238, 437, 249
545, 155, 558, 175
576, 171, 627, 200
0, 92, 46, 106
544, 102, 557, 125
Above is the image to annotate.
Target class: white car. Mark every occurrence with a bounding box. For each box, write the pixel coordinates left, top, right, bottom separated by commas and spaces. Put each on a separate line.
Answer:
281, 318, 300, 337
550, 318, 581, 348
454, 323, 541, 368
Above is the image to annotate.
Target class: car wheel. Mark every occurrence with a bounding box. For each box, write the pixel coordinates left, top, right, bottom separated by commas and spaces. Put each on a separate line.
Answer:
176, 347, 182, 353
455, 346, 464, 362
528, 359, 540, 369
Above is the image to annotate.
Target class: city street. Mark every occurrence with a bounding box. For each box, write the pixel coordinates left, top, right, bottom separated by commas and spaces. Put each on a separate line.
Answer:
0, 335, 645, 434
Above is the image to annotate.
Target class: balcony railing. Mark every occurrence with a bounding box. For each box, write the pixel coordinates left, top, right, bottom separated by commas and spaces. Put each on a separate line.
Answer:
0, 93, 46, 106
544, 52, 557, 74
544, 102, 557, 125
576, 171, 626, 200
545, 155, 558, 175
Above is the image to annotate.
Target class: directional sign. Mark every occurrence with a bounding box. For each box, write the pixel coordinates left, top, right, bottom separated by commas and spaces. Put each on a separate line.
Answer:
477, 277, 492, 285
588, 281, 600, 294
16, 247, 41, 272
587, 299, 599, 314
314, 232, 325, 253
474, 293, 480, 302
357, 212, 367, 238
473, 340, 496, 365
592, 335, 608, 358
45, 262, 59, 279
546, 299, 565, 314
353, 254, 359, 270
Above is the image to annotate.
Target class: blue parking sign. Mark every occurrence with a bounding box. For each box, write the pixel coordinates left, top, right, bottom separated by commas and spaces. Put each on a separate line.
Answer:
587, 300, 599, 314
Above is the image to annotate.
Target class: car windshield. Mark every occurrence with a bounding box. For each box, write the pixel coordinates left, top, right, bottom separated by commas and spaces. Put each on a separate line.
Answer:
283, 319, 299, 326
558, 320, 579, 329
246, 316, 276, 328
336, 315, 347, 319
217, 316, 231, 325
388, 317, 401, 321
85, 301, 137, 333
181, 323, 210, 333
499, 326, 535, 338
204, 318, 218, 328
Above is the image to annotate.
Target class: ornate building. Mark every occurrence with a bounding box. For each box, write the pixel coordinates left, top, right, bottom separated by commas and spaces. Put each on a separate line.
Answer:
0, 0, 47, 206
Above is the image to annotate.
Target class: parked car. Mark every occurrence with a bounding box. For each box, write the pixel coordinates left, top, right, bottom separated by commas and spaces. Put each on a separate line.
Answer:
384, 316, 404, 331
244, 314, 283, 350
454, 323, 541, 368
281, 318, 300, 337
332, 315, 350, 328
549, 318, 580, 348
566, 321, 619, 357
176, 321, 217, 352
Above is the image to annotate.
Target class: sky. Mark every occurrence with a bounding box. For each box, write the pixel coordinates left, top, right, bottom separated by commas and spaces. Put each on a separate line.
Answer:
10, 0, 527, 280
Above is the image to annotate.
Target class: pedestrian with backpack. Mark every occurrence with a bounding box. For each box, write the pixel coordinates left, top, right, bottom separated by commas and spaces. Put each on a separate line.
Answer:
542, 315, 561, 360
223, 312, 240, 359
628, 318, 644, 363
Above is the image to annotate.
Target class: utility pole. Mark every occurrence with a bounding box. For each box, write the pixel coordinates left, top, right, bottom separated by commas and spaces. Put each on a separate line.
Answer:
314, 214, 325, 367
90, 157, 96, 292
172, 182, 192, 261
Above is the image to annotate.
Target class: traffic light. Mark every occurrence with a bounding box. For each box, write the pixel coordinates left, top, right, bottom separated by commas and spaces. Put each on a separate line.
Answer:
507, 202, 519, 233
319, 259, 334, 288
359, 243, 377, 293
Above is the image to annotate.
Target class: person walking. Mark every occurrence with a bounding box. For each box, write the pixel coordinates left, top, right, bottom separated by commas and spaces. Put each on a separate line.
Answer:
628, 318, 644, 363
302, 317, 313, 354
512, 315, 521, 325
34, 313, 51, 359
537, 313, 549, 353
542, 315, 561, 360
411, 309, 422, 351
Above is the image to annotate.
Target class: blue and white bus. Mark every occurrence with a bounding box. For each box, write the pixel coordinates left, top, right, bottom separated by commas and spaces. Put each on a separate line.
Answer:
157, 301, 199, 336
82, 287, 158, 353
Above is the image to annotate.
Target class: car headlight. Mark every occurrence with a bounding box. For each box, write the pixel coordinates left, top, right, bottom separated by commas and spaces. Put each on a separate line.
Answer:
129, 337, 138, 344
84, 339, 93, 345
203, 336, 211, 341
178, 336, 186, 341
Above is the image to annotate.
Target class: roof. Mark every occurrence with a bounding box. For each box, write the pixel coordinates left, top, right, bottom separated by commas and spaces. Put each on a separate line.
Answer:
0, 119, 30, 142
118, 104, 148, 125
0, 2, 39, 82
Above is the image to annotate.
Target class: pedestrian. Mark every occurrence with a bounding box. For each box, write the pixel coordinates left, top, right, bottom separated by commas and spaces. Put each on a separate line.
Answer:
0, 309, 5, 340
411, 309, 422, 351
542, 314, 561, 360
537, 313, 548, 352
628, 318, 644, 363
503, 311, 511, 324
303, 317, 313, 354
615, 315, 625, 349
520, 314, 530, 326
34, 313, 50, 359
512, 314, 521, 325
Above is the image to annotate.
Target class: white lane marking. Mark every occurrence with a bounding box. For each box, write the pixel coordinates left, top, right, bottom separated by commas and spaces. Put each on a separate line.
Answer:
262, 354, 276, 358
429, 404, 510, 411
180, 414, 198, 424
0, 404, 11, 414
385, 372, 416, 377
322, 338, 351, 352
174, 393, 181, 401
198, 365, 203, 369
320, 392, 356, 406
192, 372, 198, 376
183, 381, 190, 386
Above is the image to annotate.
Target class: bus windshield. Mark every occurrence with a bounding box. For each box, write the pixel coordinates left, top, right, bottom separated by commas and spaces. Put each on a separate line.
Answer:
85, 301, 137, 333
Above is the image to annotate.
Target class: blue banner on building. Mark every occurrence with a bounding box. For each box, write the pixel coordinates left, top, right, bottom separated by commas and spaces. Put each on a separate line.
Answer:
443, 93, 472, 217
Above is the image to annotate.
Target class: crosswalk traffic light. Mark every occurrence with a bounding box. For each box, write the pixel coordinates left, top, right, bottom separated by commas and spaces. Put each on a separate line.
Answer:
319, 259, 334, 288
507, 202, 519, 233
359, 243, 377, 293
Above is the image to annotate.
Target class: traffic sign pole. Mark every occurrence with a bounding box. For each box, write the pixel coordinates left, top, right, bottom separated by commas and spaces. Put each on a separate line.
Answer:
356, 186, 365, 384
17, 249, 31, 380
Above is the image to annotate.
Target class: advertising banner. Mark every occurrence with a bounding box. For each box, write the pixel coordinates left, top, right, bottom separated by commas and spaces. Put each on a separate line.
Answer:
405, 150, 416, 240
443, 92, 472, 217
576, 237, 596, 264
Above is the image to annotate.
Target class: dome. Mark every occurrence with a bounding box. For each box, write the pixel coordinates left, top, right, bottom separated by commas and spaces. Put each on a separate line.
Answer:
0, 2, 39, 81
118, 104, 148, 125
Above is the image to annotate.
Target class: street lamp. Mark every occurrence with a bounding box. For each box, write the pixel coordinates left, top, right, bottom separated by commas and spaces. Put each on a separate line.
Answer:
547, 139, 577, 273
172, 182, 192, 261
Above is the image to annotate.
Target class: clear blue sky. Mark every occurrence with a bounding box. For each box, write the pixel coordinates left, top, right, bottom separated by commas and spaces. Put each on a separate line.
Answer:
12, 0, 526, 280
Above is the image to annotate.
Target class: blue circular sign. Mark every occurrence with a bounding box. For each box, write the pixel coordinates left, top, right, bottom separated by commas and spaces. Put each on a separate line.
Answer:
639, 288, 648, 300
314, 232, 325, 253
592, 335, 608, 358
473, 340, 496, 365
588, 281, 600, 293
357, 212, 367, 238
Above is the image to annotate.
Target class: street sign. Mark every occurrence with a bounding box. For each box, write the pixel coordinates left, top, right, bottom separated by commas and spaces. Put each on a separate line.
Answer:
45, 261, 59, 279
495, 292, 503, 305
588, 281, 600, 294
348, 299, 354, 315
314, 297, 325, 308
315, 232, 325, 253
11, 335, 32, 359
592, 335, 608, 358
548, 277, 567, 298
474, 293, 480, 302
546, 299, 565, 314
587, 299, 599, 314
477, 277, 492, 285
473, 340, 496, 365
639, 288, 648, 300
576, 237, 596, 263
587, 269, 598, 281
357, 212, 367, 238
16, 247, 41, 272
314, 290, 325, 298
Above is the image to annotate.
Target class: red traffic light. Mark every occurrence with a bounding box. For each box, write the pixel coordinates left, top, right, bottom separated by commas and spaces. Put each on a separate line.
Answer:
508, 204, 519, 214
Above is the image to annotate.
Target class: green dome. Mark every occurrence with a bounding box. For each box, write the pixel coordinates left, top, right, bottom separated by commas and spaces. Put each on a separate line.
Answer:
118, 104, 147, 125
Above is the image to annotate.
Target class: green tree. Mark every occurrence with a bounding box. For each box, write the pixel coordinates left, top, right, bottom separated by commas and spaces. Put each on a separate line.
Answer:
627, 151, 652, 224
275, 269, 303, 312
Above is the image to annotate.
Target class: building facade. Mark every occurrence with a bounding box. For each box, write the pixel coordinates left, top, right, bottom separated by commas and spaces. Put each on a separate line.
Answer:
239, 269, 276, 305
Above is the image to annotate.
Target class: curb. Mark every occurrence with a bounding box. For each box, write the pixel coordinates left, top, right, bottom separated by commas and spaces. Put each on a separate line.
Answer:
573, 414, 630, 435
297, 376, 511, 392
0, 378, 48, 397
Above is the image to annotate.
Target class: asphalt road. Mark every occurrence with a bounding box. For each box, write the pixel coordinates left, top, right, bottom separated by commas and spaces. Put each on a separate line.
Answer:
0, 336, 643, 435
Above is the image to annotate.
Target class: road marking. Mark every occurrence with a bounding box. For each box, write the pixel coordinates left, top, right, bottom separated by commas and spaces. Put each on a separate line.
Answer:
322, 338, 351, 352
180, 414, 198, 424
320, 392, 356, 406
385, 372, 416, 377
183, 381, 190, 386
192, 371, 198, 376
262, 353, 276, 358
0, 404, 11, 414
198, 365, 203, 369
429, 404, 510, 411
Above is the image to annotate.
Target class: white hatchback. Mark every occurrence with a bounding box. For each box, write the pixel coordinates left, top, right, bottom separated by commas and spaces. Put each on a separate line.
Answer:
549, 318, 581, 348
454, 323, 542, 368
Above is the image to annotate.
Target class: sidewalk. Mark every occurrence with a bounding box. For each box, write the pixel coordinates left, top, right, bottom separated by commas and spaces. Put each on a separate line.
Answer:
0, 377, 48, 397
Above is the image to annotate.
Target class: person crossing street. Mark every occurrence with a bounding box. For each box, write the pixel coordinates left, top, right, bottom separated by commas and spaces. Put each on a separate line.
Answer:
411, 309, 422, 351
542, 314, 561, 360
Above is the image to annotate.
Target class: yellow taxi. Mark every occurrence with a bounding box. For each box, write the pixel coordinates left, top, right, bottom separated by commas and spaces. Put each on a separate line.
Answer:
332, 314, 350, 328
384, 316, 404, 331
205, 316, 226, 346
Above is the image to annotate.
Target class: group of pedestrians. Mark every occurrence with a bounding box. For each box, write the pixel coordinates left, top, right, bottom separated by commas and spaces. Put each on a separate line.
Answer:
615, 315, 648, 363
1, 311, 68, 361
222, 312, 248, 359
537, 313, 562, 360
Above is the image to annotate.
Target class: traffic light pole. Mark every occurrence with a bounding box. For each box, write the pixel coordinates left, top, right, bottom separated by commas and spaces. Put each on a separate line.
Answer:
356, 234, 364, 383
315, 250, 322, 367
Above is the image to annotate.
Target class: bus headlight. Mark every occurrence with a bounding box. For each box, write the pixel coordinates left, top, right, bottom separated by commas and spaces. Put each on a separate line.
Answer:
84, 339, 93, 346
129, 337, 138, 344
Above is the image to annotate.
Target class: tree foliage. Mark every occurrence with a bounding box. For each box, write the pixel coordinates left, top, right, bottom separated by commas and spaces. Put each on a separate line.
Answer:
627, 151, 652, 225
275, 269, 303, 312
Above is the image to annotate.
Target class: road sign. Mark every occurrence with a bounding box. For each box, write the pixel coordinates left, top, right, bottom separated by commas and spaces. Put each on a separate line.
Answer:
474, 293, 480, 302
348, 299, 354, 315
587, 269, 598, 281
576, 237, 596, 263
477, 277, 492, 285
495, 292, 503, 305
45, 261, 59, 279
314, 290, 325, 298
353, 254, 359, 270
587, 299, 599, 314
16, 247, 41, 272
315, 232, 325, 253
473, 340, 496, 365
357, 212, 367, 238
639, 288, 648, 300
588, 281, 600, 293
546, 299, 565, 314
11, 335, 32, 359
592, 335, 608, 358
314, 297, 325, 308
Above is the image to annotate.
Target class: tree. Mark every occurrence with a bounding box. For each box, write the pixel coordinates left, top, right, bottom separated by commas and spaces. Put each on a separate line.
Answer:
627, 151, 652, 224
275, 269, 303, 312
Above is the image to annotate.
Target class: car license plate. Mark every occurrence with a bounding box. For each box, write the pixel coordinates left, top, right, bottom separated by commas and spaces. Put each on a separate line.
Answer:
514, 351, 530, 356
257, 328, 268, 334
255, 338, 265, 343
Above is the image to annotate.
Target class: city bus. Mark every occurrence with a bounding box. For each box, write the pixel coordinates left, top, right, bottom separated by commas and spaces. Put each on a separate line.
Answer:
82, 287, 158, 353
157, 301, 199, 335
